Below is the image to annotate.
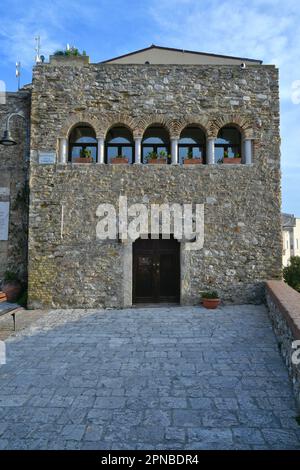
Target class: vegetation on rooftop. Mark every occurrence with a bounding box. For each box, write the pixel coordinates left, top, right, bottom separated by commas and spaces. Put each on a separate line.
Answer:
53, 46, 87, 57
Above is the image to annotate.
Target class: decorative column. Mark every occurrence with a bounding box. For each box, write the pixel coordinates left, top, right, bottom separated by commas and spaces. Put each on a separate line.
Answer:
134, 137, 142, 164
244, 139, 253, 165
171, 138, 178, 165
97, 137, 104, 164
59, 138, 67, 164
207, 138, 215, 165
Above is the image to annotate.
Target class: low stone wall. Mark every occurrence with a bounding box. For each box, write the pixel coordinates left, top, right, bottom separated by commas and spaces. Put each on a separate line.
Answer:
266, 280, 300, 409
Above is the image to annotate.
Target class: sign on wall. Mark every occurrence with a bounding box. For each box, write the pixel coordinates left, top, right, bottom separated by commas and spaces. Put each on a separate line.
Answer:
0, 202, 9, 241
39, 152, 56, 164
0, 187, 10, 197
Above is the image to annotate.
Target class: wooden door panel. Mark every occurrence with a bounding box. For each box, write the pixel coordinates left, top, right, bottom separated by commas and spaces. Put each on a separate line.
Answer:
133, 237, 180, 304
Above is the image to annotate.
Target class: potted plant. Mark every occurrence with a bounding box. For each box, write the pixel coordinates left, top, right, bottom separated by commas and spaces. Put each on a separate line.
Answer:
201, 291, 221, 309
50, 46, 89, 65
1, 271, 23, 302
184, 149, 203, 165
74, 148, 93, 163
111, 154, 129, 164
147, 150, 168, 164
223, 151, 241, 164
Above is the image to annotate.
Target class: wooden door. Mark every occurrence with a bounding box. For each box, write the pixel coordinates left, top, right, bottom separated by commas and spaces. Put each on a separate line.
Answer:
133, 237, 180, 303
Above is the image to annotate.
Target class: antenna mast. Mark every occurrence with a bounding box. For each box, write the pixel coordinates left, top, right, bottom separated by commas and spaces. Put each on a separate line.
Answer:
16, 62, 21, 90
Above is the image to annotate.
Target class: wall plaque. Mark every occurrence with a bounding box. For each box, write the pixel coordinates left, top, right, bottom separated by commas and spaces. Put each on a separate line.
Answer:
0, 187, 10, 197
0, 201, 9, 241
39, 152, 56, 164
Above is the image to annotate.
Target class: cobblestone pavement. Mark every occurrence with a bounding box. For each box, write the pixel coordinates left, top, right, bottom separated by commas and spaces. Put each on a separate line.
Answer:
0, 305, 299, 450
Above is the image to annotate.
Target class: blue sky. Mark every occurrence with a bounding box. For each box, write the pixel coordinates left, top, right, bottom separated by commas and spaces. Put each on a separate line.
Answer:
0, 0, 299, 216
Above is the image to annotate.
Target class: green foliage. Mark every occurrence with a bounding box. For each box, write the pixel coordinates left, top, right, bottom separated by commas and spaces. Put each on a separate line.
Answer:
3, 271, 19, 282
53, 46, 86, 57
201, 291, 219, 299
147, 151, 158, 160
158, 150, 167, 159
80, 148, 92, 158
186, 150, 193, 159
283, 256, 300, 292
16, 290, 27, 308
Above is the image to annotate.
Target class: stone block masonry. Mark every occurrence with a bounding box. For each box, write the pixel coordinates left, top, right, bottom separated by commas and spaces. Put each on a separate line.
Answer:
27, 62, 281, 308
266, 280, 300, 410
0, 91, 30, 284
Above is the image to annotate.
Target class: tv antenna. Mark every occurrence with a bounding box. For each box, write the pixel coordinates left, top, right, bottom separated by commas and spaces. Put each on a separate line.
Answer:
16, 61, 21, 90
35, 36, 41, 63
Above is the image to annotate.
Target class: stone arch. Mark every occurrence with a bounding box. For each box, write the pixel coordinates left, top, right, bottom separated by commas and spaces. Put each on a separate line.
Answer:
59, 113, 102, 138
177, 116, 210, 138
102, 114, 136, 138
210, 114, 255, 139
135, 114, 171, 137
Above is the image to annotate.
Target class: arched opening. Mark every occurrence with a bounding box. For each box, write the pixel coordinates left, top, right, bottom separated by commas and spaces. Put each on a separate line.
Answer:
68, 124, 97, 162
105, 126, 134, 163
178, 126, 206, 164
215, 125, 242, 162
142, 126, 170, 163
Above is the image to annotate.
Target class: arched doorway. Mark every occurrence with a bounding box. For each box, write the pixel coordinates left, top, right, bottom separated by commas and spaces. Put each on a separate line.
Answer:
133, 236, 180, 304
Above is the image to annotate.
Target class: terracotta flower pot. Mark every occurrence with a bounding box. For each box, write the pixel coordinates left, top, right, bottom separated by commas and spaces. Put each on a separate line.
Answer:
73, 157, 93, 163
148, 159, 167, 164
183, 159, 203, 165
2, 281, 22, 302
223, 158, 241, 164
111, 157, 129, 164
202, 298, 221, 309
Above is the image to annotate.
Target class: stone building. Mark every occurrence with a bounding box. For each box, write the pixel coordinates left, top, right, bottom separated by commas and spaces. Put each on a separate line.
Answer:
0, 45, 282, 308
282, 213, 300, 266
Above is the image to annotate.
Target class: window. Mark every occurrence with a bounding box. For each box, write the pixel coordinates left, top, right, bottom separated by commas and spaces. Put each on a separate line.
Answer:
68, 125, 97, 162
105, 127, 134, 163
215, 126, 241, 162
142, 126, 170, 163
178, 127, 206, 164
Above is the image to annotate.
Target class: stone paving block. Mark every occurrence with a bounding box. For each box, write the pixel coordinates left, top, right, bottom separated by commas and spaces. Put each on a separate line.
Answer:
61, 424, 86, 441
0, 305, 299, 449
83, 424, 104, 441
94, 397, 126, 409
232, 427, 266, 445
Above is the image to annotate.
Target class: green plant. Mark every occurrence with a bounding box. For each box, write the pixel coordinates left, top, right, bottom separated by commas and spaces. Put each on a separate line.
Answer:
80, 148, 92, 158
224, 150, 229, 158
234, 152, 240, 158
186, 150, 193, 159
147, 151, 158, 160
3, 271, 19, 282
16, 290, 27, 308
53, 46, 86, 57
158, 150, 167, 159
201, 291, 219, 299
283, 256, 300, 292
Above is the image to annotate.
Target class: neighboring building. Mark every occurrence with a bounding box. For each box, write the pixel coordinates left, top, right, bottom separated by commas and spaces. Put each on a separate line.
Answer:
0, 45, 282, 309
282, 213, 300, 266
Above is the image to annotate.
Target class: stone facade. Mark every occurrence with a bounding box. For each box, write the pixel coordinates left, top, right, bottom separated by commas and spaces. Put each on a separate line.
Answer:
26, 60, 281, 309
0, 91, 30, 284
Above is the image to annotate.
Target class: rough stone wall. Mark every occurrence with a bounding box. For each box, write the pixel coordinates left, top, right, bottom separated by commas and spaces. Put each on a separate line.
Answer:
28, 63, 281, 308
266, 286, 300, 409
0, 91, 30, 284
